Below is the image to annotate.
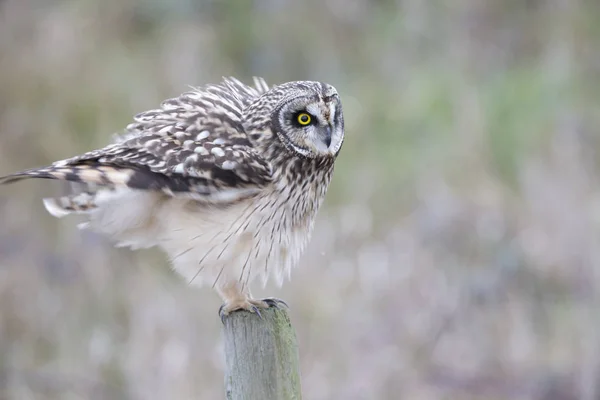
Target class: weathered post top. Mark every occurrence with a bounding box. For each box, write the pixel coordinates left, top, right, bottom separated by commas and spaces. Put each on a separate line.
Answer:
222, 306, 302, 400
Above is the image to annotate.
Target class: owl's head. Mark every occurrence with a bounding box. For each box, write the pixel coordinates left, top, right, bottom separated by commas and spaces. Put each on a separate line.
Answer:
246, 81, 344, 159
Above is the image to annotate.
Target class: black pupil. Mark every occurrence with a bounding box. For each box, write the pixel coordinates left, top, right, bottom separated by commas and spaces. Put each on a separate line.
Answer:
300, 114, 309, 123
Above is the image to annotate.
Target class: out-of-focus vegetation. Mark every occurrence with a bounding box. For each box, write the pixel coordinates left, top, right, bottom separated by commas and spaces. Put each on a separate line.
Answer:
1, 0, 599, 399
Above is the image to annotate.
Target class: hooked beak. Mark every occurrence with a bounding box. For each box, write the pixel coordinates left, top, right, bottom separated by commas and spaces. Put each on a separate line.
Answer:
321, 125, 332, 148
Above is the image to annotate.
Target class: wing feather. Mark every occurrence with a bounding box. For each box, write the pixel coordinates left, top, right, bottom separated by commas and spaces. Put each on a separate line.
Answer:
0, 77, 273, 203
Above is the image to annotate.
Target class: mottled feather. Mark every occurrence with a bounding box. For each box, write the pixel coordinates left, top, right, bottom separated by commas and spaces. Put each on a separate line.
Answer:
0, 77, 273, 202
0, 77, 345, 316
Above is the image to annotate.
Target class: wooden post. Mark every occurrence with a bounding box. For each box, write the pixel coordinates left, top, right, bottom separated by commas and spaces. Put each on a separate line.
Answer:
222, 306, 302, 400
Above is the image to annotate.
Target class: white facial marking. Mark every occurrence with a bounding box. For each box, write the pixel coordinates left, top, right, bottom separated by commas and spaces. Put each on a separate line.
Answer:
327, 103, 336, 125
305, 103, 320, 117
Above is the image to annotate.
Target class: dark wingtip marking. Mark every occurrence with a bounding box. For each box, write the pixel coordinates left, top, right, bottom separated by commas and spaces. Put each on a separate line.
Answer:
0, 167, 82, 186
0, 170, 47, 185
0, 175, 27, 185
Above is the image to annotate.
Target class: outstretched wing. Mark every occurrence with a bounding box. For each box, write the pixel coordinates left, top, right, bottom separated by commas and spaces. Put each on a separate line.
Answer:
0, 77, 273, 203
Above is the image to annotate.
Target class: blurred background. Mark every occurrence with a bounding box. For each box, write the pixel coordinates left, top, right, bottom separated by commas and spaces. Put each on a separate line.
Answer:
1, 0, 599, 399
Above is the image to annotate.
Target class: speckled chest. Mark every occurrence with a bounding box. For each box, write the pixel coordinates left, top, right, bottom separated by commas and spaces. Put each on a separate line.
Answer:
274, 156, 334, 224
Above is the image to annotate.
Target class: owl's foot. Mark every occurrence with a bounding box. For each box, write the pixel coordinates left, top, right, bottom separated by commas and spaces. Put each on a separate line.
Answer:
219, 297, 288, 324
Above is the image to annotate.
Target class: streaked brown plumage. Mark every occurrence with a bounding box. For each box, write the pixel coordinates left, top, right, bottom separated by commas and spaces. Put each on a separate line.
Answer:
0, 77, 345, 318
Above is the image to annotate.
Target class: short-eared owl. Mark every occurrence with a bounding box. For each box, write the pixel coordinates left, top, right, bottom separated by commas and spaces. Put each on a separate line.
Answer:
0, 78, 344, 318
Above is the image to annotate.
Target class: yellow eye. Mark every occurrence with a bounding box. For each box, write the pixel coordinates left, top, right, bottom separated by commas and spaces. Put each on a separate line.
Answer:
297, 113, 311, 125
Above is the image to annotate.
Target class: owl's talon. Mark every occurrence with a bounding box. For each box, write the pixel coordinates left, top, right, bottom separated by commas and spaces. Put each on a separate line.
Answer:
219, 299, 265, 323
251, 305, 263, 318
262, 297, 288, 308
218, 297, 288, 323
219, 306, 226, 324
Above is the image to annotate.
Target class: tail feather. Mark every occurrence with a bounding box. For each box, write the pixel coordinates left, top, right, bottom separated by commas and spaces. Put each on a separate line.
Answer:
0, 168, 59, 185
1, 165, 108, 218
0, 165, 134, 186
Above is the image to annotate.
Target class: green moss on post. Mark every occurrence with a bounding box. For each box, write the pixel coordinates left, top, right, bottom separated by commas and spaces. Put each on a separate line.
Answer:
223, 306, 302, 400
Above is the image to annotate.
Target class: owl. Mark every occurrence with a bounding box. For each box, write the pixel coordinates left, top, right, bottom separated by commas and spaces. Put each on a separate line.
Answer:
0, 77, 344, 319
